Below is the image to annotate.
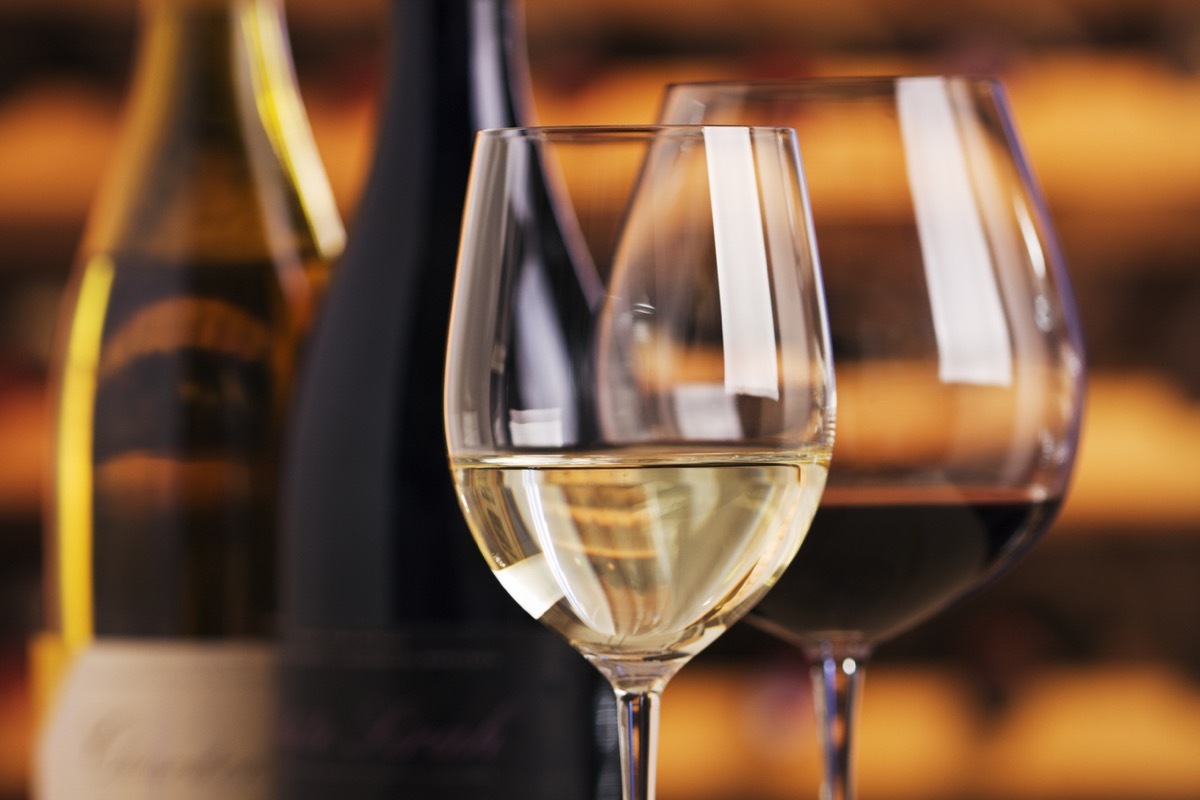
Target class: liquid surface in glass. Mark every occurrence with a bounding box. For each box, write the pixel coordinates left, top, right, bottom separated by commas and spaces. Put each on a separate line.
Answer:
453, 450, 829, 663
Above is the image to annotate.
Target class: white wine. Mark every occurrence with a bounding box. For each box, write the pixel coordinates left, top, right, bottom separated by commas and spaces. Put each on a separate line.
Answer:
453, 450, 828, 664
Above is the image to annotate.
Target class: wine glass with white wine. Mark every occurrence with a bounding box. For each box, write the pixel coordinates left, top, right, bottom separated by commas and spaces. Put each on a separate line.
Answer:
660, 77, 1086, 800
444, 125, 836, 800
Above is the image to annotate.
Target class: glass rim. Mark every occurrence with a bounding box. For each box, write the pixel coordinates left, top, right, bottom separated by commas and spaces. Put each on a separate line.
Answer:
476, 124, 799, 142
662, 73, 1005, 96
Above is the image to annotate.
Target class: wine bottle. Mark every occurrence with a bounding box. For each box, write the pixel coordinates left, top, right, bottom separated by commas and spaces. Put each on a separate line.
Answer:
33, 0, 344, 797
276, 1, 617, 798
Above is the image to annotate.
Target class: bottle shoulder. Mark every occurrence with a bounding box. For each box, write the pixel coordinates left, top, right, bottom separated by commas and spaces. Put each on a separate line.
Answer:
82, 0, 344, 265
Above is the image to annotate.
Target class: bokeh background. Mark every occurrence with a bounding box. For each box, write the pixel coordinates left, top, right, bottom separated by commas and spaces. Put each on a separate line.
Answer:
2, 0, 1199, 798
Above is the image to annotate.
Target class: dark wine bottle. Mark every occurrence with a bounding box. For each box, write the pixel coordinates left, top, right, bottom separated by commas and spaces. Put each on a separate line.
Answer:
34, 0, 344, 797
276, 2, 617, 798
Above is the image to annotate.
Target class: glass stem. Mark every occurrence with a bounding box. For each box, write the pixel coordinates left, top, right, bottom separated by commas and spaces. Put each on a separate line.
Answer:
807, 641, 870, 800
613, 685, 663, 800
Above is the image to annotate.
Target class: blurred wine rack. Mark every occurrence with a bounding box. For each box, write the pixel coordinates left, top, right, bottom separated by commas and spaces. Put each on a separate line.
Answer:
2, 0, 1199, 798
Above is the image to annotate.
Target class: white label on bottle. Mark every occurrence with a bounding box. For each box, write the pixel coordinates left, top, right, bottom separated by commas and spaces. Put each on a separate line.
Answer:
35, 640, 275, 800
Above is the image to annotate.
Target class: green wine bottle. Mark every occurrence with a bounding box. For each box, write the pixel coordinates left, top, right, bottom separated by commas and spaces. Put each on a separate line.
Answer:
33, 0, 343, 797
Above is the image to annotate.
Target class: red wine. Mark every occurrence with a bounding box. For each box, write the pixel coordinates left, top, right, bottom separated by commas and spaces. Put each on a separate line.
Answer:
749, 487, 1062, 648
276, 1, 616, 798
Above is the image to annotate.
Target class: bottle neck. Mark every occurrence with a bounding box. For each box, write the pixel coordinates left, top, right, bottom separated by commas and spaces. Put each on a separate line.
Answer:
384, 0, 529, 134
462, 0, 533, 130
87, 0, 342, 259
133, 0, 289, 97
344, 0, 529, 244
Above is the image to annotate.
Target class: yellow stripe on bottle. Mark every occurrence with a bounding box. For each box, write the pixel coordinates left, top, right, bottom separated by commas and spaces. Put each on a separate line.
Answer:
55, 254, 115, 648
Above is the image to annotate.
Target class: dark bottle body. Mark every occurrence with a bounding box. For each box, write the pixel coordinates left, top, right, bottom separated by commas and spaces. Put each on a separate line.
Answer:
277, 1, 616, 797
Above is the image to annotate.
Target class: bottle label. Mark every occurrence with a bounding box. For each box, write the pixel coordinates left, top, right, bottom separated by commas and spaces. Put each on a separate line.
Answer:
277, 626, 611, 800
35, 640, 275, 800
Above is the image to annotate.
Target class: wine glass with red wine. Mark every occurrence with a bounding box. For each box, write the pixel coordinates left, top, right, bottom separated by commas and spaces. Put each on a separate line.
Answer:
660, 77, 1086, 800
444, 125, 836, 800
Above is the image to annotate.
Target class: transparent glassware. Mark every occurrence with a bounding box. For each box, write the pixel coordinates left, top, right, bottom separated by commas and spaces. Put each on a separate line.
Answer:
660, 77, 1086, 800
444, 125, 836, 800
